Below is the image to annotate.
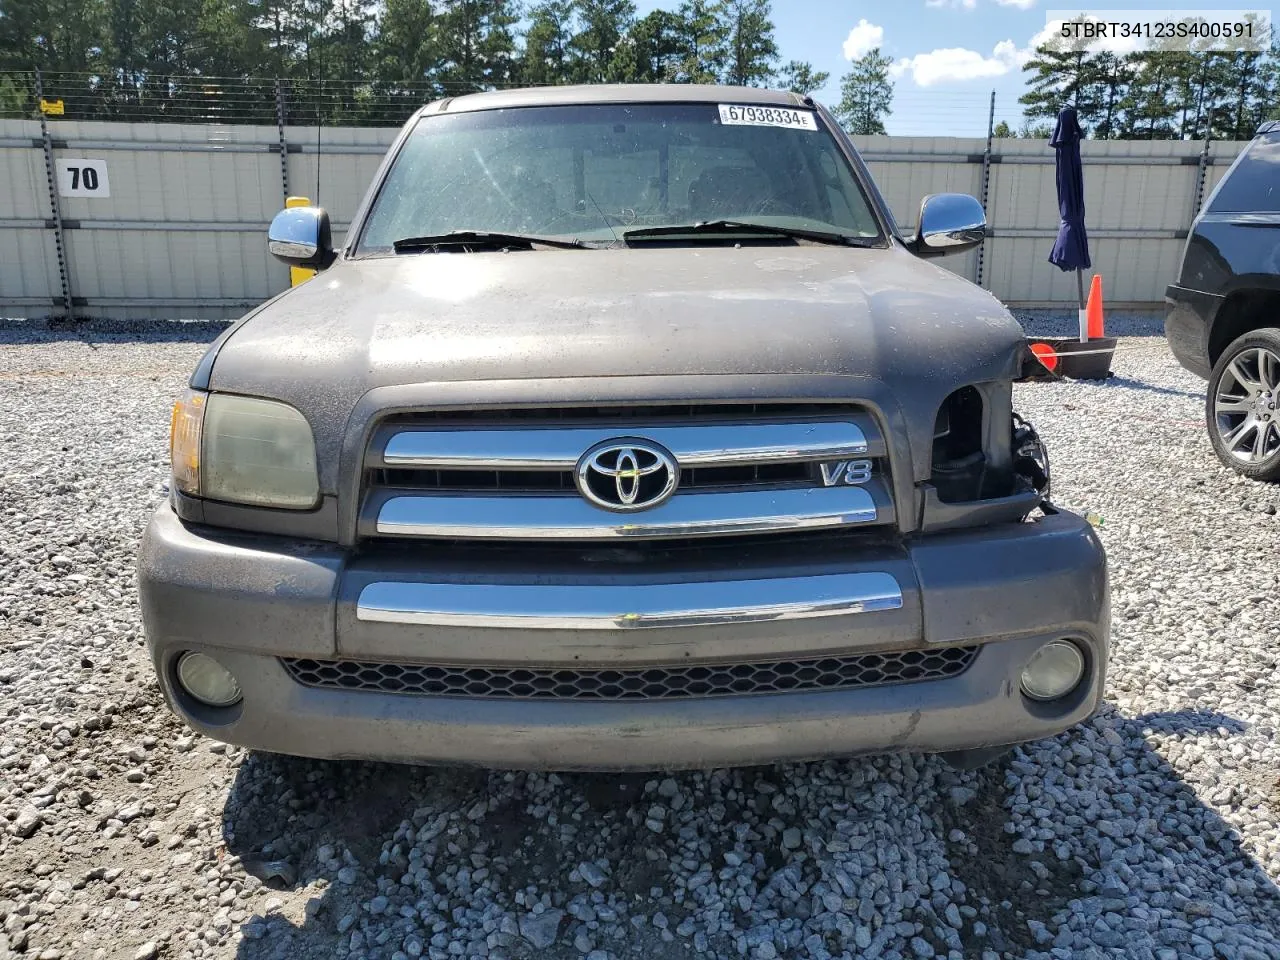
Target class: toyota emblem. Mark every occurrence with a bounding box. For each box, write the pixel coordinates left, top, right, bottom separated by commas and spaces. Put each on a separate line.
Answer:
574, 439, 679, 512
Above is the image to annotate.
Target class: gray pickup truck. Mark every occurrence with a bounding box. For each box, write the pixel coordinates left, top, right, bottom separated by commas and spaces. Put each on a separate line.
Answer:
138, 85, 1108, 771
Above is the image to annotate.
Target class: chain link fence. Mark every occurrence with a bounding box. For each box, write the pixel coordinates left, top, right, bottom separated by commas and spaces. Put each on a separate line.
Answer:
0, 68, 1253, 321
0, 69, 534, 127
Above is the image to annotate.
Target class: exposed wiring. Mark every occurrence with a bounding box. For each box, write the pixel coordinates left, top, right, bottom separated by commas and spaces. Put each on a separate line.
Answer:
1012, 412, 1052, 502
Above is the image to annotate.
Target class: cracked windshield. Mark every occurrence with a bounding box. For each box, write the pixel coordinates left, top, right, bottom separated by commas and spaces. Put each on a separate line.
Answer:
358, 103, 883, 249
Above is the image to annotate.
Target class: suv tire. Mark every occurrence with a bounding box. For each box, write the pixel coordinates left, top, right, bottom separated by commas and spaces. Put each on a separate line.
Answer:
1207, 328, 1280, 481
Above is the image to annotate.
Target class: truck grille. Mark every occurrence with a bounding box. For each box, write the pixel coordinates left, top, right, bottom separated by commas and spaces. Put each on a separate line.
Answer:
280, 647, 977, 700
373, 461, 819, 493
360, 404, 895, 541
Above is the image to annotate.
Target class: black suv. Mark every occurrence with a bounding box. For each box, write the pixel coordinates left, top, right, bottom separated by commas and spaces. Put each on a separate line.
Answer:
1167, 121, 1280, 480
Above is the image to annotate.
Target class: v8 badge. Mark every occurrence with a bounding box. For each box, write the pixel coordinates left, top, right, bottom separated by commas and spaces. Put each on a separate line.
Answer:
819, 459, 872, 486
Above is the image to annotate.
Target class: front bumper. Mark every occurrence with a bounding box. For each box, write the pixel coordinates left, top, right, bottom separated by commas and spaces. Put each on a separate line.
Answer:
139, 505, 1109, 770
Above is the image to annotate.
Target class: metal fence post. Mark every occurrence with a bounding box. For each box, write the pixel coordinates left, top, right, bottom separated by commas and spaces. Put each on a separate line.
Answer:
34, 68, 75, 318
275, 79, 290, 202
975, 89, 996, 289
1188, 137, 1212, 225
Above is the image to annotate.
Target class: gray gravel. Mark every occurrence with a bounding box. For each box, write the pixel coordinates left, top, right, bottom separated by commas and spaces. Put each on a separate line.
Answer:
1, 315, 1279, 960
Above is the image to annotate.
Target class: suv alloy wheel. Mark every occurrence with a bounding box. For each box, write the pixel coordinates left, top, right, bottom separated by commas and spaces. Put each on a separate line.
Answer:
1207, 328, 1280, 480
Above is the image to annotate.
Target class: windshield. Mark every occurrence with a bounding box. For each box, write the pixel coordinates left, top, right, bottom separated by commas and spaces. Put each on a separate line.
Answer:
357, 102, 884, 251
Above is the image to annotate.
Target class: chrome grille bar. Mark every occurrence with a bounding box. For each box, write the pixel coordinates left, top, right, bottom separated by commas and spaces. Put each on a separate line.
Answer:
377, 421, 873, 469
371, 484, 886, 540
355, 572, 904, 629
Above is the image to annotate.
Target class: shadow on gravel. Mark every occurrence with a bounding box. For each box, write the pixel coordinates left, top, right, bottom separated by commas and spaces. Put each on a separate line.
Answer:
939, 705, 1280, 956
1096, 375, 1204, 401
221, 708, 1280, 960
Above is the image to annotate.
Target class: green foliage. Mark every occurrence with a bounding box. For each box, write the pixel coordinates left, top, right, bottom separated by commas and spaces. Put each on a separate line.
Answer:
569, 0, 636, 83
376, 0, 438, 84
1116, 50, 1187, 139
777, 59, 827, 95
669, 0, 723, 83
610, 9, 683, 83
992, 120, 1013, 138
835, 47, 892, 135
1019, 35, 1096, 130
714, 0, 777, 87
1020, 23, 1280, 140
0, 0, 817, 121
0, 73, 30, 113
519, 0, 573, 84
434, 0, 519, 92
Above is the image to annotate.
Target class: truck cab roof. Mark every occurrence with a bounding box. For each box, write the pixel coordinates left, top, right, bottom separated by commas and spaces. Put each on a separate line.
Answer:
425, 83, 813, 117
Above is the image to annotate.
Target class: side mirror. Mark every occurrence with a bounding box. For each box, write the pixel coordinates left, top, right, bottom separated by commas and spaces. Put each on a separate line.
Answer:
909, 193, 986, 257
268, 206, 335, 269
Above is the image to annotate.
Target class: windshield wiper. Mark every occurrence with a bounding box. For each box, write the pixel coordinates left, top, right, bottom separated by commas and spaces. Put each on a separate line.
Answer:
622, 220, 878, 247
392, 230, 585, 252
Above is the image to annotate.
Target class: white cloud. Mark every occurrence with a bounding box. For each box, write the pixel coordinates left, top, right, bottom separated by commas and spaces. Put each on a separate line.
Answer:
891, 39, 1023, 86
925, 0, 978, 8
994, 0, 1037, 8
842, 19, 885, 60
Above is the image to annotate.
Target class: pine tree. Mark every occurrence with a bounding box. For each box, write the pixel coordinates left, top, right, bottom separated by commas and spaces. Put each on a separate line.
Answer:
250, 0, 316, 77
1176, 49, 1233, 139
670, 0, 724, 83
434, 0, 519, 92
1252, 48, 1280, 128
519, 0, 575, 85
611, 9, 683, 83
192, 0, 274, 77
568, 0, 635, 83
321, 0, 376, 83
1086, 53, 1132, 139
777, 60, 827, 95
0, 0, 109, 73
1117, 49, 1187, 139
992, 120, 1013, 137
713, 0, 777, 87
835, 47, 892, 135
1219, 50, 1272, 139
376, 0, 437, 82
1019, 35, 1099, 133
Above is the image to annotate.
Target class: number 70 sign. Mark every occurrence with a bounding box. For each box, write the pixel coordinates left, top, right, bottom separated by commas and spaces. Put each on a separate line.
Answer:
55, 159, 111, 198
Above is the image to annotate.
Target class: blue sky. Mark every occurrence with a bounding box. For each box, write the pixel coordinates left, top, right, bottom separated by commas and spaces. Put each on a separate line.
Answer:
636, 0, 1270, 135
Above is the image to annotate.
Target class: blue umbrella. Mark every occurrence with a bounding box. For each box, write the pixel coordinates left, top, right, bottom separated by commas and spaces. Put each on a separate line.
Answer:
1048, 106, 1091, 340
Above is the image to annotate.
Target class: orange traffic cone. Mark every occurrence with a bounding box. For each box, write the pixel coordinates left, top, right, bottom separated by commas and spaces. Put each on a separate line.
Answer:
1085, 274, 1105, 340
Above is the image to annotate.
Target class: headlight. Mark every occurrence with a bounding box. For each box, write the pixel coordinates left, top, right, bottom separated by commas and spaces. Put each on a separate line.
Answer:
169, 389, 319, 509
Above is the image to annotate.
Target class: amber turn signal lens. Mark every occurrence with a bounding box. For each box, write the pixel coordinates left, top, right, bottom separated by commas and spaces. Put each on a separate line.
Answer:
170, 388, 206, 497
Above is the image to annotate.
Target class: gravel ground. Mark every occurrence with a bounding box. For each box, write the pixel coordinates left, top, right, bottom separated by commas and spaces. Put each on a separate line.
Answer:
1, 314, 1279, 960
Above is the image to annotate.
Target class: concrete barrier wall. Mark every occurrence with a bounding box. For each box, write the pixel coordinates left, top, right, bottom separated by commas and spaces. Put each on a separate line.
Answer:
0, 118, 1247, 320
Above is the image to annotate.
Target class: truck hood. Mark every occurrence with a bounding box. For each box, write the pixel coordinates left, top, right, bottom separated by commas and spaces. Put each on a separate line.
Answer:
205, 245, 1025, 489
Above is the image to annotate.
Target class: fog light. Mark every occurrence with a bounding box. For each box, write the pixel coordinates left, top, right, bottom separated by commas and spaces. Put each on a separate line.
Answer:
1020, 640, 1085, 701
176, 652, 242, 707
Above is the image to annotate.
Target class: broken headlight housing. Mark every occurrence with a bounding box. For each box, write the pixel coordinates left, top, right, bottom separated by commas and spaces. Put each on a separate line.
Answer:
1012, 412, 1050, 498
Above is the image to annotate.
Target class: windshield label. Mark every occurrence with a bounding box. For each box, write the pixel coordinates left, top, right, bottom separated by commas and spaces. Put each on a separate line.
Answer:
718, 104, 817, 131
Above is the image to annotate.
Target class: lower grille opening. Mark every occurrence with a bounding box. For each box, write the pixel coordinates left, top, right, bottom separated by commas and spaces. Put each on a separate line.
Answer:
280, 646, 979, 700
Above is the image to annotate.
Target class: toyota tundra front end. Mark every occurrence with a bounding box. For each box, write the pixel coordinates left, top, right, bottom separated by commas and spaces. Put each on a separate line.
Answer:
138, 84, 1108, 771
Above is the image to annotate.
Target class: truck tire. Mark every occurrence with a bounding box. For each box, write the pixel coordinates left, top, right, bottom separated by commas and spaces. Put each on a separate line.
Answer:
1207, 328, 1280, 481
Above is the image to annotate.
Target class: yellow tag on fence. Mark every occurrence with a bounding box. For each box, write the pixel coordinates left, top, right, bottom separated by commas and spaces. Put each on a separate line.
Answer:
39, 98, 64, 116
